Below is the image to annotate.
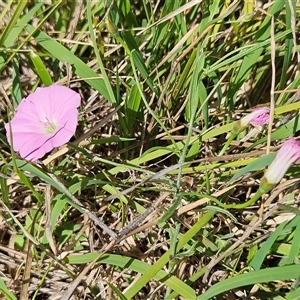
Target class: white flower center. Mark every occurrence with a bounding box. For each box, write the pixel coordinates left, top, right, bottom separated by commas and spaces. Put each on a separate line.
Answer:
42, 119, 57, 134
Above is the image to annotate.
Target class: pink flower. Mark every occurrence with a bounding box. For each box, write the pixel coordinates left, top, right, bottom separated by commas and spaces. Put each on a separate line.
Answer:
232, 107, 269, 135
260, 138, 300, 193
5, 85, 80, 161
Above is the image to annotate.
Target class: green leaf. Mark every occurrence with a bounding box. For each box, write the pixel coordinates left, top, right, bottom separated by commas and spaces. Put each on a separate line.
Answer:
123, 210, 215, 299
227, 0, 285, 107
68, 253, 196, 300
0, 166, 10, 208
228, 153, 275, 184
0, 1, 27, 47
130, 48, 155, 92
124, 83, 142, 133
0, 277, 17, 300
284, 216, 300, 265
12, 57, 23, 107
286, 285, 300, 300
86, 0, 116, 104
29, 51, 52, 86
106, 281, 127, 300
25, 24, 113, 102
0, 2, 53, 72
250, 221, 287, 270
197, 265, 300, 300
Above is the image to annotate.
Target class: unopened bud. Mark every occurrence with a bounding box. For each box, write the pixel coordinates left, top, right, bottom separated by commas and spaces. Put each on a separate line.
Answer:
106, 19, 119, 37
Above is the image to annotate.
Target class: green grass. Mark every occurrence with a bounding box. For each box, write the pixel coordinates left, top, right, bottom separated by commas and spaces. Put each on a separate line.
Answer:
1, 1, 300, 299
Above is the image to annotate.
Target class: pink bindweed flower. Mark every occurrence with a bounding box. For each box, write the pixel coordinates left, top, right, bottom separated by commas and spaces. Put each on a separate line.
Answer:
5, 85, 81, 161
260, 138, 300, 193
232, 107, 270, 135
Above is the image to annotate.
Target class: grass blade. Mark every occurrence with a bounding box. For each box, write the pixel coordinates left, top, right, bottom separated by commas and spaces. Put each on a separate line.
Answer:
25, 24, 112, 102
197, 265, 300, 300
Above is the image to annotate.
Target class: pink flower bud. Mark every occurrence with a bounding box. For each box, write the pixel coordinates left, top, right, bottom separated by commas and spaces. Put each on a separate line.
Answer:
232, 107, 269, 135
260, 138, 300, 193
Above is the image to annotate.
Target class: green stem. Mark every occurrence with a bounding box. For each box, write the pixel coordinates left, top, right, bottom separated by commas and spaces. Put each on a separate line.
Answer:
218, 133, 236, 156
213, 190, 263, 210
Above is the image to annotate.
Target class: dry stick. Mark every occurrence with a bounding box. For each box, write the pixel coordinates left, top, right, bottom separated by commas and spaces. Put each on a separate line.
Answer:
61, 241, 116, 300
117, 192, 169, 238
20, 205, 40, 300
65, 1, 83, 41
267, 16, 276, 154
0, 82, 14, 111
203, 214, 264, 283
38, 162, 117, 240
120, 219, 159, 241
45, 184, 57, 255
20, 241, 33, 300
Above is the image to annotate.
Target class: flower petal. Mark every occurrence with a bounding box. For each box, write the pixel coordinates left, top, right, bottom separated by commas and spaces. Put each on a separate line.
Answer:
52, 111, 79, 147
9, 132, 51, 161
263, 138, 300, 185
6, 85, 81, 161
241, 107, 270, 127
232, 107, 270, 135
44, 85, 80, 121
249, 107, 270, 125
